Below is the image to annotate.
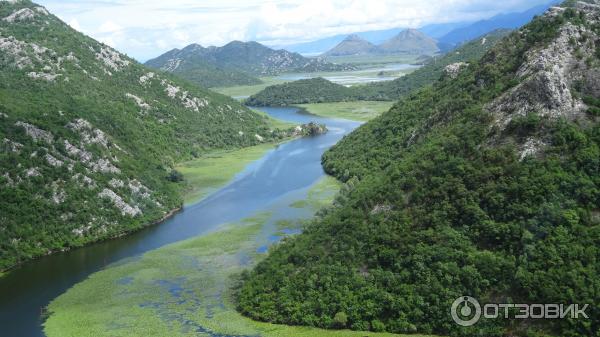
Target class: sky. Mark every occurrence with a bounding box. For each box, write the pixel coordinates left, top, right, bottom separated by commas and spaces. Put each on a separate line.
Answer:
35, 0, 554, 62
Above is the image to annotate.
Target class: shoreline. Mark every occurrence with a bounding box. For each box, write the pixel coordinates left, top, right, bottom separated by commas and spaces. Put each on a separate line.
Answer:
0, 205, 184, 278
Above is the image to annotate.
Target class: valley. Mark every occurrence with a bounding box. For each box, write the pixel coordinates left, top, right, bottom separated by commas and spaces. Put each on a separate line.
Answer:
1, 1, 598, 337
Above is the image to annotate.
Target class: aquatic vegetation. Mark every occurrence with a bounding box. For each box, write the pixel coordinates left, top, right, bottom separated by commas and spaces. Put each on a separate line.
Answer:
43, 177, 421, 337
297, 101, 395, 122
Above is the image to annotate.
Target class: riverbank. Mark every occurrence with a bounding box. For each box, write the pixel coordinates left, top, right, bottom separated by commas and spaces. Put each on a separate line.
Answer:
43, 177, 433, 337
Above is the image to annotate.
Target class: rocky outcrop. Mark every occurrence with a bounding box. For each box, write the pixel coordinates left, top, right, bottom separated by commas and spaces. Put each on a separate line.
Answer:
487, 5, 600, 129
483, 2, 600, 160
443, 62, 467, 79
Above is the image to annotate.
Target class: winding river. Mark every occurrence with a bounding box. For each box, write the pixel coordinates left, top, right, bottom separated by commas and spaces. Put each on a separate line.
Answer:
0, 107, 361, 337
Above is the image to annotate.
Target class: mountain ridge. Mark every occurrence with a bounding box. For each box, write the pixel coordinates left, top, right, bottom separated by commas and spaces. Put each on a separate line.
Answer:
245, 30, 511, 106
237, 2, 600, 336
145, 40, 355, 87
0, 0, 280, 270
323, 28, 441, 57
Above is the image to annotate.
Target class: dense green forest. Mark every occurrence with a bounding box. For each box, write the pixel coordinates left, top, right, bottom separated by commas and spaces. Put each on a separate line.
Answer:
0, 1, 281, 270
245, 77, 356, 106
237, 3, 600, 336
245, 30, 510, 106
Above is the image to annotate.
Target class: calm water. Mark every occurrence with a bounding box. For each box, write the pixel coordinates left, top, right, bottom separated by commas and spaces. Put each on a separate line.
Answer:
0, 107, 361, 337
276, 63, 420, 85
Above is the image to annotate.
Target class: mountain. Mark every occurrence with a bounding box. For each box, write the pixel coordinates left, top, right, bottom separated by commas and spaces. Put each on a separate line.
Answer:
145, 41, 355, 82
439, 1, 559, 45
275, 28, 407, 56
139, 44, 261, 88
321, 29, 441, 57
238, 2, 600, 337
378, 28, 440, 55
0, 0, 280, 270
367, 29, 511, 99
246, 30, 510, 105
324, 34, 378, 56
276, 23, 472, 56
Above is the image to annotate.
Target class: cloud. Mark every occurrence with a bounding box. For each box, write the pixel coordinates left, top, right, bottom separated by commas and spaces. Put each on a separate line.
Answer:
35, 0, 555, 62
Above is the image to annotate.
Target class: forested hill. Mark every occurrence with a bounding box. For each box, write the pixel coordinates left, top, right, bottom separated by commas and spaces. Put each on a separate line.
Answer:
144, 44, 262, 88
245, 78, 356, 106
145, 41, 355, 88
245, 30, 510, 106
0, 0, 278, 270
237, 2, 600, 337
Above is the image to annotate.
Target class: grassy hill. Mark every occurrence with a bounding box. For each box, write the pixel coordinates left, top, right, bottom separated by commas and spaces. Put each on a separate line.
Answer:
0, 0, 281, 270
237, 2, 600, 336
246, 30, 511, 106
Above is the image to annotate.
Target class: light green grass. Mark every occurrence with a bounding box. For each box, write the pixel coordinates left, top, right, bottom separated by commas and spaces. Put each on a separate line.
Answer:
298, 101, 395, 122
325, 54, 422, 65
44, 186, 432, 337
176, 143, 281, 205
213, 77, 287, 99
290, 175, 342, 210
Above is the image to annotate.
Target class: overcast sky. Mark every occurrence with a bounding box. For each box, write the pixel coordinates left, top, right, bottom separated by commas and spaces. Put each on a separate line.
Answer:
36, 0, 553, 62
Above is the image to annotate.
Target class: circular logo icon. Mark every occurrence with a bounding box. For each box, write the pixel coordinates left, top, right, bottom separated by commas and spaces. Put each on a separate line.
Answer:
451, 296, 481, 326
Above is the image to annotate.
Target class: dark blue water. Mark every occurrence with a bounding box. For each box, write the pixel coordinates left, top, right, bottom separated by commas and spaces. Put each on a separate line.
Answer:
0, 107, 360, 337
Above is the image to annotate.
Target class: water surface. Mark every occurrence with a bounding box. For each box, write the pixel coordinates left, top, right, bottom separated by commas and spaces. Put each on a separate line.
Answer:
0, 107, 360, 337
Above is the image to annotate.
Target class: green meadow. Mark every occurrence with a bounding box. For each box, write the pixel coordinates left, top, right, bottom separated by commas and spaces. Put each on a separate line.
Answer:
213, 77, 287, 99
298, 101, 394, 122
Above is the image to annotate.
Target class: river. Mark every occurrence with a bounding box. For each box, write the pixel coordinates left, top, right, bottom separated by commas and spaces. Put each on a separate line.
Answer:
0, 107, 361, 337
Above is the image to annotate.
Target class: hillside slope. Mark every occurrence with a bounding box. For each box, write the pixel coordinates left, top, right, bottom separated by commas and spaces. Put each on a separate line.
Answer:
237, 2, 600, 336
245, 78, 356, 106
146, 41, 355, 84
378, 29, 440, 55
324, 35, 378, 57
142, 44, 261, 88
246, 30, 510, 106
439, 1, 558, 45
0, 0, 279, 270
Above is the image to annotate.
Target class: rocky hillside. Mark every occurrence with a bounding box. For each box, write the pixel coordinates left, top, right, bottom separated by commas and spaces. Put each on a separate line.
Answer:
0, 0, 280, 270
142, 44, 262, 88
145, 41, 355, 85
237, 2, 600, 336
324, 34, 378, 57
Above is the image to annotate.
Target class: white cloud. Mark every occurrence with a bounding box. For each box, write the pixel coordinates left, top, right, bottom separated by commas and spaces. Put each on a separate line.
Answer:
99, 21, 123, 33
67, 18, 81, 32
36, 0, 554, 62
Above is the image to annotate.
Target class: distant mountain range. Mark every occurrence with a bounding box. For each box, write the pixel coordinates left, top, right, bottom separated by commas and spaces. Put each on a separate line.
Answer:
325, 29, 440, 57
274, 1, 557, 56
145, 41, 354, 88
277, 22, 470, 55
247, 29, 511, 106
437, 1, 560, 45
